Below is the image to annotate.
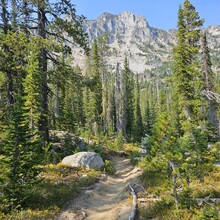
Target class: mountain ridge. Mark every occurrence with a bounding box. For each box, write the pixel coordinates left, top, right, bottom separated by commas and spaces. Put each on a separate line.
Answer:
72, 11, 220, 75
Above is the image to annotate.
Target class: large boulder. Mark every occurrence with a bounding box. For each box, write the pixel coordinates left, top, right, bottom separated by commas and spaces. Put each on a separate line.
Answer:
62, 152, 104, 170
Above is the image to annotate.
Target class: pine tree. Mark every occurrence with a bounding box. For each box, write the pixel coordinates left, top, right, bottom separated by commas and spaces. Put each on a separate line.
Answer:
133, 76, 143, 142
0, 0, 90, 212
89, 38, 102, 135
143, 101, 154, 136
124, 56, 135, 139
146, 0, 214, 207
173, 5, 192, 122
173, 0, 205, 131
141, 81, 156, 136
0, 95, 41, 210
60, 64, 86, 133
62, 71, 77, 132
74, 65, 86, 129
98, 33, 110, 134
37, 0, 49, 143
149, 107, 180, 206
0, 1, 15, 106
171, 0, 214, 190
23, 37, 42, 136
182, 0, 204, 122
83, 56, 92, 131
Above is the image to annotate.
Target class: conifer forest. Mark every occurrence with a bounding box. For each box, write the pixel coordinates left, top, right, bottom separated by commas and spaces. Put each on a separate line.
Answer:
0, 0, 220, 219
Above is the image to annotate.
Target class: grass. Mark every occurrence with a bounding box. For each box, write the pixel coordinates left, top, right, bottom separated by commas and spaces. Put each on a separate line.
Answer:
0, 163, 100, 220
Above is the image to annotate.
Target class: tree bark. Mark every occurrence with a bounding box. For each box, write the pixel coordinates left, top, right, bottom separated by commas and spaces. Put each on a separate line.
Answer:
169, 160, 179, 207
1, 0, 14, 105
115, 63, 126, 137
38, 2, 49, 142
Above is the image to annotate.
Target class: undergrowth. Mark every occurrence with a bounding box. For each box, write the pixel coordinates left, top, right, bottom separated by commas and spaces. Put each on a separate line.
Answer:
0, 133, 141, 219
138, 159, 220, 220
0, 164, 99, 220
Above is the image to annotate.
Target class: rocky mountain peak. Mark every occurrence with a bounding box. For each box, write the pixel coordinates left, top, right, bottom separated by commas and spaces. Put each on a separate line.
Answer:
72, 12, 220, 75
85, 11, 151, 44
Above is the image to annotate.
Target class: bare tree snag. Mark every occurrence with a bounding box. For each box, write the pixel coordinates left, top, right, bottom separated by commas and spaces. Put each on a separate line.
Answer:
169, 160, 179, 207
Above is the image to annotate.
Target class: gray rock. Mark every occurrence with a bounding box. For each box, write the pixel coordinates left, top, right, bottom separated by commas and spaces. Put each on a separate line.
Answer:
62, 152, 104, 170
139, 148, 147, 154
78, 140, 87, 151
133, 157, 144, 161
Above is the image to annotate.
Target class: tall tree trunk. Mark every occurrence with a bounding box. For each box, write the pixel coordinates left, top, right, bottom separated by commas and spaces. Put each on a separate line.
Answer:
1, 0, 14, 105
115, 63, 126, 137
1, 0, 8, 34
38, 2, 49, 142
102, 71, 108, 134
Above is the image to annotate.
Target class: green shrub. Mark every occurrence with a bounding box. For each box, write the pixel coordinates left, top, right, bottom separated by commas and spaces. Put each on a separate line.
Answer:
114, 132, 124, 149
139, 200, 173, 219
102, 160, 116, 175
200, 206, 219, 220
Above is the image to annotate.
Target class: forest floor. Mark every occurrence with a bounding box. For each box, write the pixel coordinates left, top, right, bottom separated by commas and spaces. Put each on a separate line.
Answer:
56, 156, 142, 220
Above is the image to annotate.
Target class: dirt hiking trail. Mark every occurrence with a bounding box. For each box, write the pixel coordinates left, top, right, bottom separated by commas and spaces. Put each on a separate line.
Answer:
57, 156, 142, 220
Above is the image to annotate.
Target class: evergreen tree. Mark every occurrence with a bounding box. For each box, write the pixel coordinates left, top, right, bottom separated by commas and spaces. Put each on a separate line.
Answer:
98, 33, 110, 134
133, 76, 143, 142
106, 78, 116, 134
74, 65, 86, 129
0, 31, 43, 210
0, 95, 41, 210
141, 81, 156, 136
60, 64, 86, 133
171, 0, 213, 191
23, 37, 42, 136
124, 56, 135, 139
0, 0, 89, 143
62, 70, 77, 132
173, 0, 205, 132
149, 110, 180, 206
0, 0, 90, 212
143, 101, 154, 136
89, 38, 102, 135
0, 1, 15, 106
146, 0, 215, 207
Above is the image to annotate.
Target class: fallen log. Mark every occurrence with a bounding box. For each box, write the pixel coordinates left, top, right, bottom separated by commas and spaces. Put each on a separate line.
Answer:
132, 183, 149, 195
137, 198, 220, 203
192, 198, 220, 210
138, 198, 161, 202
128, 183, 139, 220
192, 198, 220, 202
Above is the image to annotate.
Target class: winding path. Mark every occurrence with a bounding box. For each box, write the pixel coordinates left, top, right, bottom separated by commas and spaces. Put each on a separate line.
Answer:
57, 156, 142, 220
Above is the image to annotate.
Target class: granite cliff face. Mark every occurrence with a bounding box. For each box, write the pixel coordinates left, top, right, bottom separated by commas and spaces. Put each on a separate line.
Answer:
72, 11, 220, 75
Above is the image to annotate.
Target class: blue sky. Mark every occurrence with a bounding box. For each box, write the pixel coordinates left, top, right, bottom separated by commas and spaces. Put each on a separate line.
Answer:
73, 0, 220, 30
